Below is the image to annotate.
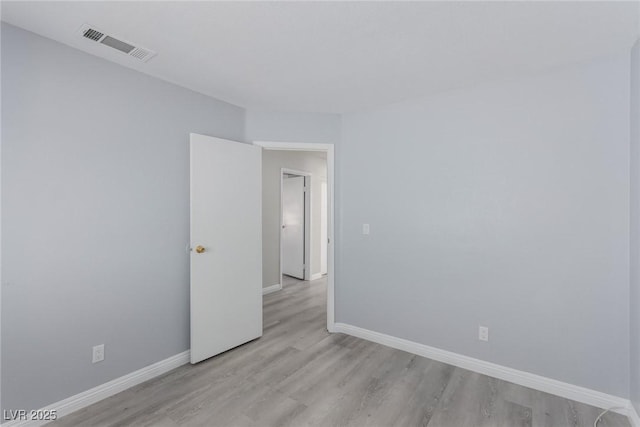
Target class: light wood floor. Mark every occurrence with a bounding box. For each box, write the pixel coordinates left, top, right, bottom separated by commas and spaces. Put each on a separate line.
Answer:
52, 276, 630, 427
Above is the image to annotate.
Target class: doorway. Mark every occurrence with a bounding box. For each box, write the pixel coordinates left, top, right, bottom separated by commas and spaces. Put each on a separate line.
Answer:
281, 169, 311, 281
255, 141, 335, 332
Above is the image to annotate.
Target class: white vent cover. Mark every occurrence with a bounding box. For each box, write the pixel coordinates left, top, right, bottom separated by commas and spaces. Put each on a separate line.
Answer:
78, 24, 156, 63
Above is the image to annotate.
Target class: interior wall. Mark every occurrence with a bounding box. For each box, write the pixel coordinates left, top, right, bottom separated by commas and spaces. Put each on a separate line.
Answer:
245, 110, 341, 145
630, 37, 640, 414
339, 55, 631, 397
262, 150, 327, 287
1, 23, 246, 412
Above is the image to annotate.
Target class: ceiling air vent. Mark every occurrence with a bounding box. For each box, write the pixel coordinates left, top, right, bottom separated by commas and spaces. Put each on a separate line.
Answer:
78, 24, 156, 63
83, 28, 104, 42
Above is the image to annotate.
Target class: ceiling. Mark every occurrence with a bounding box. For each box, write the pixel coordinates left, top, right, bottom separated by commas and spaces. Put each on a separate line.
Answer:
2, 1, 639, 113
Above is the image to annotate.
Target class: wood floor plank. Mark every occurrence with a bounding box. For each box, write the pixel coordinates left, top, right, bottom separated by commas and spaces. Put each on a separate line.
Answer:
388, 360, 456, 427
49, 277, 630, 427
243, 389, 308, 427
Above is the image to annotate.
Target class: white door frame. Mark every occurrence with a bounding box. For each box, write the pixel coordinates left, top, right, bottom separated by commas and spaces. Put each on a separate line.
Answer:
319, 179, 328, 276
280, 168, 312, 282
254, 141, 336, 333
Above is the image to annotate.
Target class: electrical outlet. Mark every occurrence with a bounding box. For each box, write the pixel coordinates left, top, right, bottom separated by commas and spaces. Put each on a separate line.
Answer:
92, 344, 105, 363
478, 326, 489, 342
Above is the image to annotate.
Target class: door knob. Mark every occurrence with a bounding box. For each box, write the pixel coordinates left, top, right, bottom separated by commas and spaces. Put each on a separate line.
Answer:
195, 245, 206, 254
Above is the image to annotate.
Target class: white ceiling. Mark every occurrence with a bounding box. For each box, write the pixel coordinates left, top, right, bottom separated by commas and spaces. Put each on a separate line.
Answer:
2, 1, 639, 113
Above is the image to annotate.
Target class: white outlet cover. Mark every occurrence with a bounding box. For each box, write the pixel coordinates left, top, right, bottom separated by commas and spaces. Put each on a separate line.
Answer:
362, 224, 370, 235
479, 326, 489, 342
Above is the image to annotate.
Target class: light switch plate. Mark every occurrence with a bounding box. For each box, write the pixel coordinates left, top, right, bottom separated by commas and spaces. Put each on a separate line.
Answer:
362, 224, 370, 235
92, 344, 105, 363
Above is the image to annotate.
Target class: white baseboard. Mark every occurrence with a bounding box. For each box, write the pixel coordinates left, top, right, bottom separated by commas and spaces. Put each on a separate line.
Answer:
1, 350, 190, 427
629, 403, 640, 427
262, 283, 282, 295
310, 273, 323, 281
4, 325, 635, 427
333, 323, 632, 419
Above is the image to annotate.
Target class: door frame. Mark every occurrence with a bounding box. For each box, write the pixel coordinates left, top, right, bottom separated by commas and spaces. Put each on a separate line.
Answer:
254, 141, 336, 333
280, 168, 312, 282
319, 178, 328, 276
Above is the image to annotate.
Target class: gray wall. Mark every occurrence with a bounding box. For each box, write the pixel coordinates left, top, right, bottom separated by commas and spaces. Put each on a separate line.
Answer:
631, 38, 640, 413
245, 110, 341, 145
1, 24, 245, 412
262, 151, 327, 287
338, 55, 631, 397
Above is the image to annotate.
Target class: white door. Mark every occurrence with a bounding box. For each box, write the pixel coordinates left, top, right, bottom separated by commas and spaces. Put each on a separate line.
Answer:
282, 176, 305, 279
190, 133, 262, 364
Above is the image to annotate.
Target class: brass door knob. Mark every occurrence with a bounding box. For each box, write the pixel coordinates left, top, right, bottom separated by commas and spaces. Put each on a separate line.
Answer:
195, 245, 206, 254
